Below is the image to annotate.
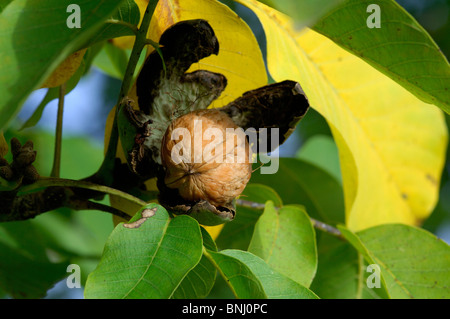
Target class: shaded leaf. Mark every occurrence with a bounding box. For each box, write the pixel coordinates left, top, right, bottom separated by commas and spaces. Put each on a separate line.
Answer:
223, 249, 318, 299
215, 183, 282, 250
250, 157, 345, 224
172, 227, 217, 299
0, 243, 67, 298
310, 232, 388, 299
248, 201, 317, 287
84, 0, 140, 47
41, 49, 86, 88
296, 134, 341, 184
0, 221, 68, 298
0, 131, 7, 157
205, 249, 267, 298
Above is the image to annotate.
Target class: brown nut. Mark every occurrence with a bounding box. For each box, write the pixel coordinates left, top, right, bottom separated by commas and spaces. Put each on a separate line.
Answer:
161, 109, 252, 207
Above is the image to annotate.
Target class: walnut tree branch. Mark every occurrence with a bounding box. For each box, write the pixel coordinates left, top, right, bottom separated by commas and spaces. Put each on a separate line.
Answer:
236, 198, 344, 239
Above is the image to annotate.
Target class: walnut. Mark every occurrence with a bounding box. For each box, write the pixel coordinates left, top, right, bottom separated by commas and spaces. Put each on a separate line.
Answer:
161, 109, 252, 207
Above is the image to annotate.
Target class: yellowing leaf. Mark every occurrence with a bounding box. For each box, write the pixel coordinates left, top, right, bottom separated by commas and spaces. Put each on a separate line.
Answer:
203, 224, 224, 240
41, 49, 87, 88
238, 0, 448, 231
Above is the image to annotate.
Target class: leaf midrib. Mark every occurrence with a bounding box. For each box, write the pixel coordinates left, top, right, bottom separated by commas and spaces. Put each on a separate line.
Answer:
121, 218, 171, 299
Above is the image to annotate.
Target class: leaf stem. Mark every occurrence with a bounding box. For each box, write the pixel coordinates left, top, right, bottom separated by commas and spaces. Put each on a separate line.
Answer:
236, 198, 344, 239
104, 19, 139, 34
118, 0, 159, 103
50, 83, 65, 178
67, 198, 131, 220
95, 0, 159, 186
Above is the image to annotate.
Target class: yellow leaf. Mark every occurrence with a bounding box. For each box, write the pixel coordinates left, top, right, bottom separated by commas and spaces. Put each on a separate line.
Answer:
203, 224, 224, 240
143, 0, 268, 108
238, 0, 448, 231
41, 49, 87, 88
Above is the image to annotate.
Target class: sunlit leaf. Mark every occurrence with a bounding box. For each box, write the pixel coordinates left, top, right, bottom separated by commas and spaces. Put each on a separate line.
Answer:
340, 224, 450, 299
238, 0, 448, 230
258, 0, 345, 29
84, 204, 203, 299
313, 0, 450, 113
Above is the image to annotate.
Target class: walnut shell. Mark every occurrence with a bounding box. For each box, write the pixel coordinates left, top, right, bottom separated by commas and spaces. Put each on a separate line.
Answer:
161, 109, 252, 207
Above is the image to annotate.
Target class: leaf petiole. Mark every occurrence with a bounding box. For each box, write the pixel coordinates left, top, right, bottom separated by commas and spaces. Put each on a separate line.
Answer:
50, 83, 65, 178
96, 0, 159, 186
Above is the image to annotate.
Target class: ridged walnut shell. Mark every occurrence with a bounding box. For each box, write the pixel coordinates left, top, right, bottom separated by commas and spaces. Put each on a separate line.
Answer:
161, 109, 252, 207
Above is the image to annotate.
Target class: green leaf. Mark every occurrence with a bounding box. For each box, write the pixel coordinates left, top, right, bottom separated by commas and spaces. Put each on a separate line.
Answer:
259, 0, 345, 28
0, 0, 12, 13
239, 0, 447, 231
104, 42, 129, 79
248, 201, 317, 287
310, 233, 388, 299
311, 233, 359, 298
296, 135, 342, 184
0, 243, 67, 298
223, 249, 319, 299
172, 227, 217, 299
84, 204, 203, 299
313, 0, 450, 113
83, 0, 140, 47
250, 158, 345, 224
340, 224, 450, 299
31, 209, 113, 261
216, 183, 282, 250
204, 249, 267, 299
0, 0, 131, 130
0, 221, 67, 298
